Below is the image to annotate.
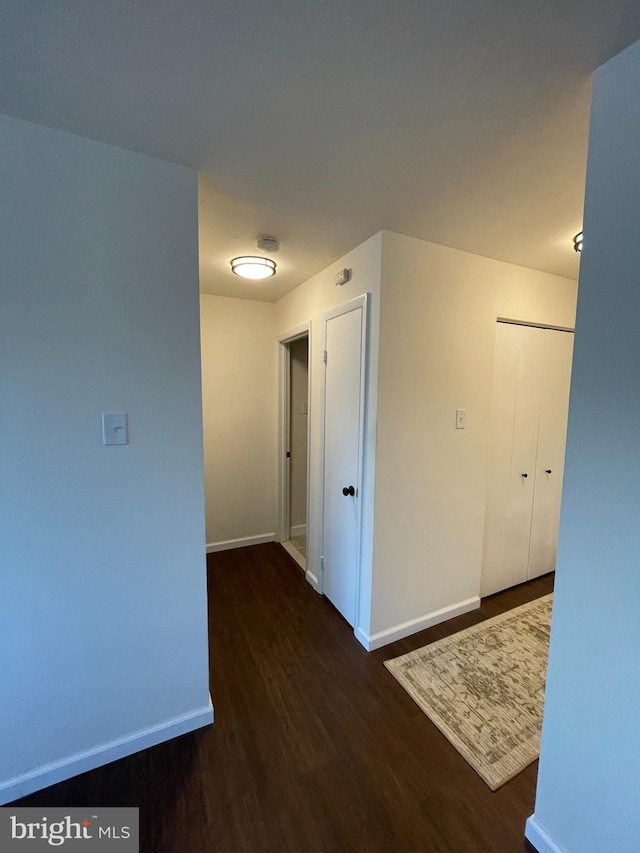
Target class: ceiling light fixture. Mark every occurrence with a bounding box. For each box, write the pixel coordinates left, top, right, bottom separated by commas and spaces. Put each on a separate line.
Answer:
231, 256, 277, 279
573, 231, 583, 253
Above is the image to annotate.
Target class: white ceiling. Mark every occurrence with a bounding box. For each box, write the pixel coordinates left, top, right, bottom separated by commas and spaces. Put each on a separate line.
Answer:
1, 1, 639, 301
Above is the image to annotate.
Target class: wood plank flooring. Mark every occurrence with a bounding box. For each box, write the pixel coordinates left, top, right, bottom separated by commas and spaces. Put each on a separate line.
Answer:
13, 543, 552, 852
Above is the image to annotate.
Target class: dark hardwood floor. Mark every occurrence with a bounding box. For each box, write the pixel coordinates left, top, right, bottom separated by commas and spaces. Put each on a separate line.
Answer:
13, 544, 552, 852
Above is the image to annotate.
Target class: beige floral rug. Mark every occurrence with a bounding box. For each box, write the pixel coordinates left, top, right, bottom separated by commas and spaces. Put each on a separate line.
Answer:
384, 594, 553, 791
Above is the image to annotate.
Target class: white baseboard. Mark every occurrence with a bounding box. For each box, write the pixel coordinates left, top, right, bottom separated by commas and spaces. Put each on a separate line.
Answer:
354, 625, 372, 649
280, 540, 306, 571
206, 533, 275, 553
305, 569, 320, 592
290, 524, 307, 538
0, 701, 214, 805
525, 815, 566, 853
356, 596, 481, 651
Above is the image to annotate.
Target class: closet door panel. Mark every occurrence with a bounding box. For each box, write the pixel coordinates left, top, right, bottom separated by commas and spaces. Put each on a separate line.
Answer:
527, 329, 574, 579
481, 323, 521, 597
503, 324, 542, 587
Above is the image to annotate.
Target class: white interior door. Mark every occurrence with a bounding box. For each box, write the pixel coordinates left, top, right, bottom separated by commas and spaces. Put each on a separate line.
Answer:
288, 336, 309, 538
527, 328, 574, 579
503, 324, 542, 587
481, 322, 521, 596
277, 322, 310, 548
322, 296, 367, 626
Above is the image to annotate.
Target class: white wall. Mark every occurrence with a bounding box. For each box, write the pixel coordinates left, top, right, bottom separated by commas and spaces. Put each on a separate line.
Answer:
275, 233, 383, 638
369, 231, 577, 645
200, 294, 277, 549
289, 336, 308, 532
0, 114, 211, 803
526, 38, 640, 853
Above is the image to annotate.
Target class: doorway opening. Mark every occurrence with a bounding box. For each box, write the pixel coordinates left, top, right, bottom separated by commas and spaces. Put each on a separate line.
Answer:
278, 327, 310, 572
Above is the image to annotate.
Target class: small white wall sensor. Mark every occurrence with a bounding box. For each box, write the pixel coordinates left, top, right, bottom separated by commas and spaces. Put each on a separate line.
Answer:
335, 268, 351, 286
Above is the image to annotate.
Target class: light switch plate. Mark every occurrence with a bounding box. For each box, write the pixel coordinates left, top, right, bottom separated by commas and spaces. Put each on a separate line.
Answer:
456, 408, 466, 429
102, 413, 129, 445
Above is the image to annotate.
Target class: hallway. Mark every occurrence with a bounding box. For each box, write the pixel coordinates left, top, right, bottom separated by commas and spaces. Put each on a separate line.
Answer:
14, 544, 551, 852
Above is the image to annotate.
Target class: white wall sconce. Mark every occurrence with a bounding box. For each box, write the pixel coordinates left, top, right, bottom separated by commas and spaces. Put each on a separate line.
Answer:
230, 256, 277, 279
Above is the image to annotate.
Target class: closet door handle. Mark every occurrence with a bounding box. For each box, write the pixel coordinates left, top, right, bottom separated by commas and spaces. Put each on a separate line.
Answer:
521, 473, 528, 478
545, 469, 552, 474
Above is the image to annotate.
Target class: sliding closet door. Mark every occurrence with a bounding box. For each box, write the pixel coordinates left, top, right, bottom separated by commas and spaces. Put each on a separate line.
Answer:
527, 329, 574, 579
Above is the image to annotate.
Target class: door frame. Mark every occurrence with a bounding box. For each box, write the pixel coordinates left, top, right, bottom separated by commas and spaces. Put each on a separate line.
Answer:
319, 293, 369, 623
277, 322, 311, 550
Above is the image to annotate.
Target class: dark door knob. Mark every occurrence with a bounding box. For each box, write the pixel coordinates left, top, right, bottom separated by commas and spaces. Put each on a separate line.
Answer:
522, 473, 528, 478
342, 485, 355, 496
546, 469, 552, 474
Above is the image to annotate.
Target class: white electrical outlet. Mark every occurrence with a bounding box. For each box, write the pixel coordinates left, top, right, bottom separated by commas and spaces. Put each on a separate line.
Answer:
102, 413, 129, 446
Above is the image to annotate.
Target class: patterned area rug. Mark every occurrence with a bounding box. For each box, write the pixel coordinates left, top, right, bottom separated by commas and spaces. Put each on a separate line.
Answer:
384, 594, 553, 791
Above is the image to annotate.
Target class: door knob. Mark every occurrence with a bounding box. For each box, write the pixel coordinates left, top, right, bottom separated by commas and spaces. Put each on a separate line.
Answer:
522, 473, 528, 478
545, 469, 552, 474
342, 485, 355, 496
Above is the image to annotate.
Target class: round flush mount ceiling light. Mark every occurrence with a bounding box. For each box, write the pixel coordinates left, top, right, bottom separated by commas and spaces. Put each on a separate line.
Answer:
230, 256, 277, 279
573, 231, 583, 253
